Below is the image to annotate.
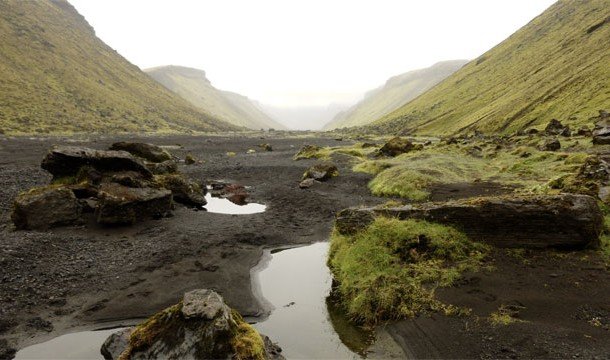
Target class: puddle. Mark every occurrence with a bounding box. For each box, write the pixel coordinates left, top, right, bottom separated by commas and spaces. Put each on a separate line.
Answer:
202, 193, 266, 214
252, 242, 372, 359
15, 328, 125, 360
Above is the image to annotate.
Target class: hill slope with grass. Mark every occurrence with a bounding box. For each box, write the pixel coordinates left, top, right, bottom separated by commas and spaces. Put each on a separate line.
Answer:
368, 0, 610, 136
324, 60, 467, 130
146, 66, 286, 130
0, 0, 238, 135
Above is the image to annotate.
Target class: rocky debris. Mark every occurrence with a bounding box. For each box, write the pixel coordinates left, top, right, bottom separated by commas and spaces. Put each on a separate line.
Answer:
293, 144, 321, 160
299, 178, 319, 189
41, 146, 152, 180
335, 194, 602, 249
576, 126, 592, 136
259, 143, 273, 151
378, 137, 416, 157
109, 142, 171, 163
592, 120, 610, 145
154, 174, 206, 207
210, 183, 250, 205
95, 183, 173, 225
302, 162, 338, 181
12, 187, 82, 230
101, 289, 283, 360
540, 138, 561, 151
544, 119, 571, 137
185, 153, 197, 165
445, 137, 458, 145
146, 160, 178, 175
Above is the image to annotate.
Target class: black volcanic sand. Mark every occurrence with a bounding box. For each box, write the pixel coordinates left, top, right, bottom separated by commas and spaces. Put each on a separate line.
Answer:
0, 133, 609, 359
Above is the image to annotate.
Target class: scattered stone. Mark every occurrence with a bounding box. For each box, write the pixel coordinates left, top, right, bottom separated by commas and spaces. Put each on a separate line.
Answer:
526, 128, 540, 135
0, 339, 16, 360
299, 178, 318, 189
544, 119, 570, 136
185, 153, 197, 165
302, 162, 339, 181
154, 174, 206, 207
101, 289, 284, 360
12, 187, 82, 230
335, 194, 603, 249
293, 144, 321, 160
378, 137, 416, 157
259, 143, 273, 151
445, 137, 458, 145
41, 146, 152, 180
222, 184, 249, 205
541, 138, 561, 151
576, 126, 592, 137
25, 317, 53, 332
95, 183, 172, 225
109, 142, 171, 163
592, 117, 610, 144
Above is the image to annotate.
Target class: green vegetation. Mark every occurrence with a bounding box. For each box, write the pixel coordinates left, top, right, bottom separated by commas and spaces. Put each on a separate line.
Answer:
325, 60, 467, 130
0, 1, 238, 135
127, 303, 183, 356
328, 217, 489, 325
230, 310, 266, 360
350, 137, 591, 200
366, 0, 610, 135
488, 305, 523, 326
146, 66, 286, 130
599, 204, 610, 263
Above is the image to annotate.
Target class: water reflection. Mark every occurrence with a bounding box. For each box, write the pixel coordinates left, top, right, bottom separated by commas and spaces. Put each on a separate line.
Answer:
252, 242, 372, 359
202, 193, 266, 214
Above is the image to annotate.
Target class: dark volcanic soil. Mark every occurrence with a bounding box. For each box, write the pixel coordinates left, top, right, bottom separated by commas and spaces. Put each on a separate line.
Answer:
0, 133, 609, 359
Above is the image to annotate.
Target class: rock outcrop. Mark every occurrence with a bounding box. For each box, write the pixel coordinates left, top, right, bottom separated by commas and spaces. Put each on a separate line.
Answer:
544, 119, 571, 137
12, 187, 82, 230
335, 194, 602, 249
592, 112, 610, 144
101, 289, 283, 360
378, 137, 420, 157
154, 174, 207, 207
95, 184, 173, 225
109, 142, 172, 163
302, 162, 338, 181
41, 146, 152, 180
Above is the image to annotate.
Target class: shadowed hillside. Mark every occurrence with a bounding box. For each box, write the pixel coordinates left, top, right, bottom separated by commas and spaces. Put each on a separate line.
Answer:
368, 0, 610, 135
324, 60, 467, 130
0, 0, 238, 135
146, 65, 286, 130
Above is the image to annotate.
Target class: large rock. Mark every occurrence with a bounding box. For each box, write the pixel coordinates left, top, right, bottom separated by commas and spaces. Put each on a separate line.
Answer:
544, 119, 571, 136
95, 183, 172, 225
41, 146, 152, 180
109, 142, 172, 163
302, 162, 338, 181
154, 174, 207, 207
378, 137, 417, 157
12, 187, 82, 230
592, 121, 610, 145
335, 194, 602, 249
146, 160, 178, 175
101, 289, 283, 360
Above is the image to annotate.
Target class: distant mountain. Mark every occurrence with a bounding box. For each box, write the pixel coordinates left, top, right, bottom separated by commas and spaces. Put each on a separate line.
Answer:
0, 0, 237, 135
368, 0, 610, 135
324, 60, 468, 130
262, 103, 350, 130
145, 66, 285, 130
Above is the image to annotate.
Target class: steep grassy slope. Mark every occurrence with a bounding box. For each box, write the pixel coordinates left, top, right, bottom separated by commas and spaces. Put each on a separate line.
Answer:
324, 60, 467, 130
0, 0, 237, 135
369, 0, 610, 136
146, 66, 286, 130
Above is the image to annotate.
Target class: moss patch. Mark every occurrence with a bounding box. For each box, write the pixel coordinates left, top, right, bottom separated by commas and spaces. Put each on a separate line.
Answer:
230, 310, 266, 360
328, 217, 489, 325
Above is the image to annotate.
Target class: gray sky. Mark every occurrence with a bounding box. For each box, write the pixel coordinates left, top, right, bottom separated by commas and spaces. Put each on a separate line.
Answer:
69, 0, 556, 108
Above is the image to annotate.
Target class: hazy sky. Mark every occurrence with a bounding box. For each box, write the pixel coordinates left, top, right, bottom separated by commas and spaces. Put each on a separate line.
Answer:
69, 0, 556, 108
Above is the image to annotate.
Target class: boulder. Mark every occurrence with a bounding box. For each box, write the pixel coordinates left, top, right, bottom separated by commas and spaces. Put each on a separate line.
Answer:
293, 144, 321, 160
154, 174, 207, 207
299, 178, 317, 189
378, 137, 416, 157
592, 121, 610, 145
540, 138, 561, 151
95, 183, 172, 225
146, 160, 178, 175
101, 289, 283, 360
109, 142, 171, 163
302, 162, 338, 181
544, 119, 570, 136
185, 153, 197, 165
41, 146, 152, 180
335, 194, 602, 249
12, 187, 82, 230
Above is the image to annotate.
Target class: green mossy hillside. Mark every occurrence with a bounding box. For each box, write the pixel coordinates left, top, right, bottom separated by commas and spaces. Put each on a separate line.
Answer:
367, 0, 610, 135
0, 0, 239, 135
